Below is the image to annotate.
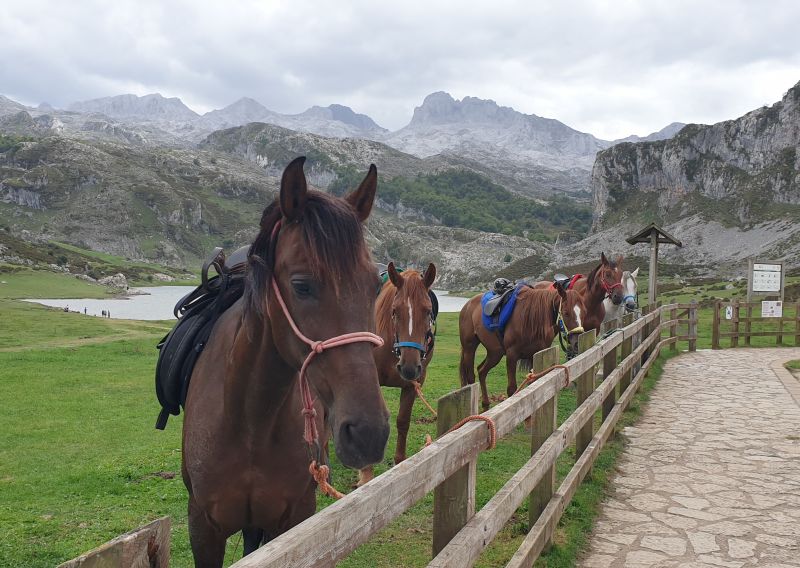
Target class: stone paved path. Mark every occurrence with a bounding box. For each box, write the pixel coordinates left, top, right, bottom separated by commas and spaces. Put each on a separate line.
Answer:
580, 348, 800, 568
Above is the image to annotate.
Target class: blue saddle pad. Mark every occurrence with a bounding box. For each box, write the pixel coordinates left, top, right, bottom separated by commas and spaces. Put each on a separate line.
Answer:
481, 284, 522, 333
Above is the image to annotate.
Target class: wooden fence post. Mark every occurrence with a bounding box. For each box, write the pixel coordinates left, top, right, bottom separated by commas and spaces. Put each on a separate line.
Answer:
575, 329, 597, 461
795, 302, 800, 347
528, 345, 560, 548
745, 303, 753, 347
602, 318, 619, 422
620, 313, 634, 397
432, 383, 479, 556
689, 300, 697, 352
731, 300, 740, 348
57, 517, 170, 568
777, 307, 784, 345
670, 306, 677, 352
712, 301, 721, 350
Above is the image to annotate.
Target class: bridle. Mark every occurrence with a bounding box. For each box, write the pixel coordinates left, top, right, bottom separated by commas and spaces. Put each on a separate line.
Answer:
267, 220, 384, 451
392, 301, 435, 361
598, 269, 623, 300
554, 299, 584, 357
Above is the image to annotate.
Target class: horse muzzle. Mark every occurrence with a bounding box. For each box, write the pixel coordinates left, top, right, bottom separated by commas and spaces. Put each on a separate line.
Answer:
335, 414, 390, 470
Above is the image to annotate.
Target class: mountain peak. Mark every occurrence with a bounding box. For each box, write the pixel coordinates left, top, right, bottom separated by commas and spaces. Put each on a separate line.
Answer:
67, 93, 199, 121
299, 104, 386, 132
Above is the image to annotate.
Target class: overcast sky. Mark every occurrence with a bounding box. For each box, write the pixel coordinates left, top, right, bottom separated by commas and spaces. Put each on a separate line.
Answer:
2, 0, 799, 139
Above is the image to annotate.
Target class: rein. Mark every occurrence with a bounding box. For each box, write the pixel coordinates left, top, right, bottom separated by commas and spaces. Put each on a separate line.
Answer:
268, 220, 384, 498
554, 300, 583, 356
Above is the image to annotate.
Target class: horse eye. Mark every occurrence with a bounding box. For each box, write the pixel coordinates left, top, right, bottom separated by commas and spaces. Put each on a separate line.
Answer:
291, 279, 313, 298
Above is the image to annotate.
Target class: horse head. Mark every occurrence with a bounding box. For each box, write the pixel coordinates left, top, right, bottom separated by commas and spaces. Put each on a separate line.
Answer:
554, 281, 586, 354
249, 157, 390, 470
590, 252, 624, 305
385, 262, 436, 381
622, 267, 639, 312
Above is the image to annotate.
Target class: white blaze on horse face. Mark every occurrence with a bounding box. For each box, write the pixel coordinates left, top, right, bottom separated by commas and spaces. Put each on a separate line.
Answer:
407, 298, 413, 336
573, 305, 583, 330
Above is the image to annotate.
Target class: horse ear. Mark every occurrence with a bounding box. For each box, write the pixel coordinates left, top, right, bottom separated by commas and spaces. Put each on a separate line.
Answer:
554, 280, 568, 302
279, 156, 308, 222
600, 252, 608, 265
388, 262, 403, 288
631, 267, 640, 279
422, 263, 436, 289
346, 164, 377, 222
616, 254, 624, 268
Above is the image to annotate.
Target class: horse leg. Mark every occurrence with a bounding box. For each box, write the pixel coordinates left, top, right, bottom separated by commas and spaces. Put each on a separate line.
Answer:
394, 386, 416, 464
477, 350, 503, 411
505, 350, 519, 399
188, 494, 226, 568
242, 527, 265, 557
459, 336, 478, 387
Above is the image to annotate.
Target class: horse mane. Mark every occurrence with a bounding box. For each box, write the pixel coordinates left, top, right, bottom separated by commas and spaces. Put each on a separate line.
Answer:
375, 269, 424, 337
516, 286, 559, 345
244, 190, 373, 316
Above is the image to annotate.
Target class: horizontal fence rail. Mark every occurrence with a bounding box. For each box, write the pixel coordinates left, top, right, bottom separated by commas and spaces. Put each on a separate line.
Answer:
232, 302, 698, 568
712, 300, 800, 349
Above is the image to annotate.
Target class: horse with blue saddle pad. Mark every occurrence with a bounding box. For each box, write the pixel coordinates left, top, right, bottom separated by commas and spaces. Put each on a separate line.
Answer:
459, 279, 586, 411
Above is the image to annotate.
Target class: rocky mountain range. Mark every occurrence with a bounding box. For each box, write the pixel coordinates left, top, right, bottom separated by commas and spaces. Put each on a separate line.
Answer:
1, 81, 798, 286
573, 80, 800, 271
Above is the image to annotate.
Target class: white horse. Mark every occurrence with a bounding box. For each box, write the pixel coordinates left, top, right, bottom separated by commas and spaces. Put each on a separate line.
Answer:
603, 268, 639, 322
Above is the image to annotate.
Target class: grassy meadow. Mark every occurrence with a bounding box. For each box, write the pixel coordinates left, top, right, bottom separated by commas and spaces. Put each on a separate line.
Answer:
1, 266, 796, 567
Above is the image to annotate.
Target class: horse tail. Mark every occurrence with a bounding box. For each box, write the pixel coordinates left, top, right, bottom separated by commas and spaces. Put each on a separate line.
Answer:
517, 357, 532, 374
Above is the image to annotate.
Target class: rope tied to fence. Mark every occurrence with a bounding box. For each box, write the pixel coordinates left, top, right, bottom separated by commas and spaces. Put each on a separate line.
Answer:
424, 415, 497, 450
309, 460, 345, 500
412, 381, 437, 417
515, 364, 571, 393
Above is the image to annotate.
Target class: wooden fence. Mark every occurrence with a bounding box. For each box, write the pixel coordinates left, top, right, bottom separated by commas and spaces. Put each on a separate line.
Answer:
232, 302, 698, 568
711, 300, 800, 349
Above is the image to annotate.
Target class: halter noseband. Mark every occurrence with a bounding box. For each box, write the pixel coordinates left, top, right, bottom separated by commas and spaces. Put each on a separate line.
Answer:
392, 311, 435, 360
268, 220, 384, 450
554, 300, 584, 356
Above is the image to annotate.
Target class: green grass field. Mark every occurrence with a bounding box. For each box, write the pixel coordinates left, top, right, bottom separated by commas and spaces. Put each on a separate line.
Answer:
2, 276, 792, 567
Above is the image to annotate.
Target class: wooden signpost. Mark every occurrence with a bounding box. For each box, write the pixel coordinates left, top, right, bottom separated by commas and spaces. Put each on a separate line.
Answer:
625, 223, 683, 305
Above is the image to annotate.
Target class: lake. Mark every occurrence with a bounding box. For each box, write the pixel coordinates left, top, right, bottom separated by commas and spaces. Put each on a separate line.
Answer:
26, 287, 470, 320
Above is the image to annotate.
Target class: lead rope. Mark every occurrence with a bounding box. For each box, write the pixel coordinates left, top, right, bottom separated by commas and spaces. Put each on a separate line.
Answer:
412, 381, 437, 417
424, 415, 497, 449
515, 364, 571, 393
269, 222, 384, 499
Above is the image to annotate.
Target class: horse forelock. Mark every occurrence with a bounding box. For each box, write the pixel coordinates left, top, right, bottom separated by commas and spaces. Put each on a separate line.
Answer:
245, 190, 373, 316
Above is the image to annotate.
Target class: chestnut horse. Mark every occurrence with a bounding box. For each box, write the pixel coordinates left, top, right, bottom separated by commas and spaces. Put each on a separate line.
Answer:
534, 253, 624, 333
357, 261, 437, 486
181, 157, 390, 567
459, 282, 586, 411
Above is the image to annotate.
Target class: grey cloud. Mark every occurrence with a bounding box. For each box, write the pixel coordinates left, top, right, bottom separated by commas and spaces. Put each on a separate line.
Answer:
1, 0, 798, 137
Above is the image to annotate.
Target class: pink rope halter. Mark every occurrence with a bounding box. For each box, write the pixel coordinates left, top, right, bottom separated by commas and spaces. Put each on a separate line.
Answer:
268, 221, 384, 447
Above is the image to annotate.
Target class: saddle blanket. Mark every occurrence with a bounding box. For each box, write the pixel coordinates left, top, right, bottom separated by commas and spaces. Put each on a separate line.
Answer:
481, 283, 523, 332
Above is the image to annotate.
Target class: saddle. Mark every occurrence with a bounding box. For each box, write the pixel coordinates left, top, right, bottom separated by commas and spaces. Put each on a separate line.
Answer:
154, 245, 248, 430
482, 278, 515, 317
551, 273, 583, 291
481, 279, 523, 333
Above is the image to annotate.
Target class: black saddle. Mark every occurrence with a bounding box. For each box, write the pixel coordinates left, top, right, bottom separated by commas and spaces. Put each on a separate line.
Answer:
154, 246, 248, 430
553, 273, 570, 289
483, 278, 516, 317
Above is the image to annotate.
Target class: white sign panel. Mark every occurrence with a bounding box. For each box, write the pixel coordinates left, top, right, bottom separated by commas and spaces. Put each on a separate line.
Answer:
725, 306, 733, 320
752, 263, 782, 292
761, 301, 783, 318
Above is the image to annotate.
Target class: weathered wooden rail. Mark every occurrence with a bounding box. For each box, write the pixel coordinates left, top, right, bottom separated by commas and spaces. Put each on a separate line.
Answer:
712, 300, 800, 349
232, 302, 698, 568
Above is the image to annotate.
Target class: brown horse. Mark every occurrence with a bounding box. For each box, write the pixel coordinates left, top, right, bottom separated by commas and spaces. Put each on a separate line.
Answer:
356, 262, 437, 486
459, 282, 586, 411
181, 157, 390, 567
534, 253, 624, 333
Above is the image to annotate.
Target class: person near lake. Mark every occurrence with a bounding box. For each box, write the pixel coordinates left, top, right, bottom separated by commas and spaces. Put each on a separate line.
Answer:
84, 307, 87, 315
